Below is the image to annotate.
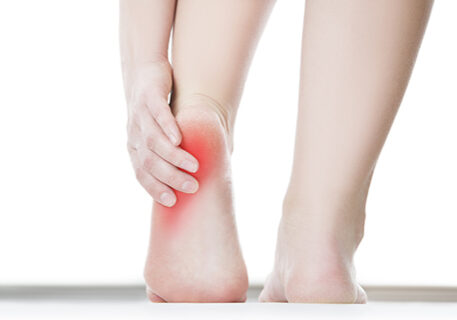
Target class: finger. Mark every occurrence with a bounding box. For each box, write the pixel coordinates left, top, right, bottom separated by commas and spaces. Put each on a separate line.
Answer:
139, 146, 199, 194
145, 93, 182, 146
137, 168, 177, 207
128, 146, 177, 207
138, 110, 199, 173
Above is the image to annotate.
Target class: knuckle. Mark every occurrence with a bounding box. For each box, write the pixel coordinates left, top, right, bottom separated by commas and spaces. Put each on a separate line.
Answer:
166, 171, 184, 187
127, 142, 139, 157
142, 157, 154, 171
127, 146, 134, 157
145, 136, 156, 150
162, 144, 177, 161
152, 138, 172, 159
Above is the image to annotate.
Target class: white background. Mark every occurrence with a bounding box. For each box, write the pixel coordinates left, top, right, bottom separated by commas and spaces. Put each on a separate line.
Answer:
0, 0, 456, 287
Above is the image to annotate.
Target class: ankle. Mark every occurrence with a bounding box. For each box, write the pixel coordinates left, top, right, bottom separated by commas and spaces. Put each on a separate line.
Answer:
280, 195, 365, 253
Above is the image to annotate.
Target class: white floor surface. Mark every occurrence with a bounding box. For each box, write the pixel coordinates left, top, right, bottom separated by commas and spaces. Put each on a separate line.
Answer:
1, 286, 456, 320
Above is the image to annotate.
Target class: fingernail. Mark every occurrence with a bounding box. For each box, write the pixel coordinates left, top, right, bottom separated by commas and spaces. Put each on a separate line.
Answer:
159, 192, 175, 207
181, 159, 198, 173
181, 180, 198, 193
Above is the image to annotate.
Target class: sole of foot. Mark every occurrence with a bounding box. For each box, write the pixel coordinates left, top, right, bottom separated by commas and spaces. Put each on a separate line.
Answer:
143, 101, 248, 303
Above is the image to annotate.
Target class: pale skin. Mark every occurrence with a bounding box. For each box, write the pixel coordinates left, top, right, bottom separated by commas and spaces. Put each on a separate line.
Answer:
120, 0, 434, 303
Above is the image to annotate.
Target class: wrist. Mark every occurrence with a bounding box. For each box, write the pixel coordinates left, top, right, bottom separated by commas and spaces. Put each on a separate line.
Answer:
121, 52, 169, 72
121, 59, 172, 103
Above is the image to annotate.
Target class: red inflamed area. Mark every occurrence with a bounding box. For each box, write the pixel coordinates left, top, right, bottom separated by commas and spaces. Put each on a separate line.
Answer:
159, 123, 223, 214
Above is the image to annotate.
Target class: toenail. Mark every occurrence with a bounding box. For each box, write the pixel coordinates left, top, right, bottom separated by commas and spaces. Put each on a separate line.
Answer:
181, 180, 198, 193
159, 192, 175, 206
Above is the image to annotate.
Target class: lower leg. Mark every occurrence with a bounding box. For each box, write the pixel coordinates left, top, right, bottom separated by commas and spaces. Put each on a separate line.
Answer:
261, 0, 434, 303
171, 0, 276, 144
144, 0, 275, 302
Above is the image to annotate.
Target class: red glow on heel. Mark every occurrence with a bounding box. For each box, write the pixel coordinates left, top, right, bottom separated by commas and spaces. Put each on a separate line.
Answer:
155, 123, 225, 229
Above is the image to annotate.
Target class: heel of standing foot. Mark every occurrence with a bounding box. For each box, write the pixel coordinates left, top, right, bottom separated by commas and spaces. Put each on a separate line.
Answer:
283, 271, 367, 303
260, 203, 367, 304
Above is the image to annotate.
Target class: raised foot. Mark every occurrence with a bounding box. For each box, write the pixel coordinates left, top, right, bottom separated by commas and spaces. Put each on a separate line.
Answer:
143, 103, 248, 303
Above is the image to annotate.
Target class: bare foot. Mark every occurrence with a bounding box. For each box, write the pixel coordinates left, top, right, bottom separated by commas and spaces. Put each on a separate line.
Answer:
259, 201, 367, 304
143, 101, 248, 302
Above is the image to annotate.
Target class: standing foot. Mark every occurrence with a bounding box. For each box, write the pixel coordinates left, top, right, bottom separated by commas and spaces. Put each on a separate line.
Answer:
260, 201, 367, 304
